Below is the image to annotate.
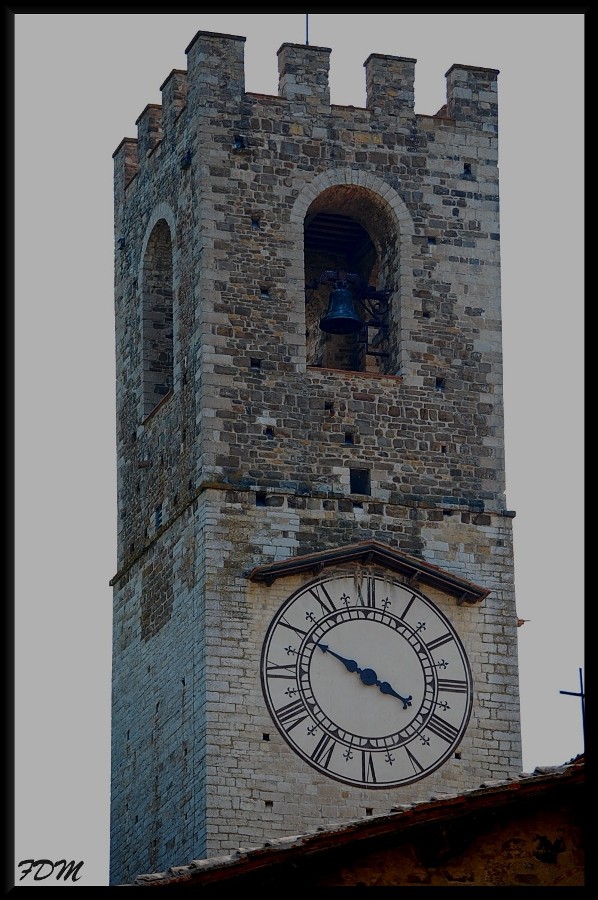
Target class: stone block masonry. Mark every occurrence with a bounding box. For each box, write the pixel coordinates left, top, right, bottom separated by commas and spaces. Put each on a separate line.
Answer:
110, 30, 518, 886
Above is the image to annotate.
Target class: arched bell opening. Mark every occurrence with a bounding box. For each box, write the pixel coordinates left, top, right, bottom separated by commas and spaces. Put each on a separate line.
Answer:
304, 186, 398, 374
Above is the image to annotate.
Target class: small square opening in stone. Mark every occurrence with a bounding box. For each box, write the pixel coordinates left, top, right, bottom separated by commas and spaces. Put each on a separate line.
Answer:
350, 468, 370, 495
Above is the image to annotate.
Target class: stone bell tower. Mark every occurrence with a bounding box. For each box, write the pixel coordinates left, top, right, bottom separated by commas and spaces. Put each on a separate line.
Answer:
110, 29, 521, 885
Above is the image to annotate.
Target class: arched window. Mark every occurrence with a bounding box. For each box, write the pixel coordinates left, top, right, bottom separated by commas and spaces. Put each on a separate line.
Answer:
304, 186, 398, 374
141, 220, 174, 417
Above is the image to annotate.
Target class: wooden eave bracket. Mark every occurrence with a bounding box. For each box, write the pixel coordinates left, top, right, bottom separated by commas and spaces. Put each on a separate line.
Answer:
246, 539, 489, 604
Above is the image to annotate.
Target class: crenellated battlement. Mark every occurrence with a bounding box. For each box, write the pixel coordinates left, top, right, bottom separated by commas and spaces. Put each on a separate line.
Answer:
185, 30, 246, 105
364, 53, 417, 118
113, 30, 499, 191
159, 69, 188, 138
135, 104, 162, 160
445, 63, 500, 127
277, 42, 331, 111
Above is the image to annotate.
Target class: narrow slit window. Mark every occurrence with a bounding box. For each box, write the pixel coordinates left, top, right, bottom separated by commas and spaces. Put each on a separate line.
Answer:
141, 220, 174, 419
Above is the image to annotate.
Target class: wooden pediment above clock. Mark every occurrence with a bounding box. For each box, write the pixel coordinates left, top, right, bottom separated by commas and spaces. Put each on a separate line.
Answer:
246, 540, 490, 605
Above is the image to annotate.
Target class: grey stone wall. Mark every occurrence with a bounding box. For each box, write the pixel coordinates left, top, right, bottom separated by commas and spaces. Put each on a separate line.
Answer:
110, 30, 519, 885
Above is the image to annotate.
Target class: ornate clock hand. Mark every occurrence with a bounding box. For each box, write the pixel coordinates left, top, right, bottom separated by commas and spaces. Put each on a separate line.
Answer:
318, 644, 412, 709
377, 679, 412, 709
317, 643, 359, 673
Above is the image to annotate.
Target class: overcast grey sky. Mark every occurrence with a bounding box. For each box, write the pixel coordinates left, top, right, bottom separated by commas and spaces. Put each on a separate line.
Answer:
15, 12, 584, 886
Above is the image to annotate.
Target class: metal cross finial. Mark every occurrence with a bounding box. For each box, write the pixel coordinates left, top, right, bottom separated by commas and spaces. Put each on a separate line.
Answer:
560, 667, 585, 746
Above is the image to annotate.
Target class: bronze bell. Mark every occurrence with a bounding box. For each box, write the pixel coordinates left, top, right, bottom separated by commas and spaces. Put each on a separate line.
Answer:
319, 286, 363, 334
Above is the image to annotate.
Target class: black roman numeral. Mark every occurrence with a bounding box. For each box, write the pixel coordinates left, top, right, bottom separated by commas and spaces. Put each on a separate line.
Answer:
361, 751, 377, 783
356, 579, 376, 608
426, 714, 459, 743
311, 733, 336, 768
437, 678, 468, 694
307, 583, 336, 615
425, 632, 453, 651
266, 662, 296, 680
399, 593, 417, 620
275, 699, 308, 733
279, 617, 309, 640
405, 745, 424, 774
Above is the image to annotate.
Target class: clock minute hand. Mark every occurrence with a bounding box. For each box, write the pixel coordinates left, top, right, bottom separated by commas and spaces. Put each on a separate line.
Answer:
318, 644, 412, 709
317, 643, 359, 673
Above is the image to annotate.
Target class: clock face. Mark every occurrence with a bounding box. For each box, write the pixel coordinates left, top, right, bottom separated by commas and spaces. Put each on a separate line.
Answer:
260, 573, 473, 788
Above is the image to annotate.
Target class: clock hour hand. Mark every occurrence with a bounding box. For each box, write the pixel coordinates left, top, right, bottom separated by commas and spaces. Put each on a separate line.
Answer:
377, 680, 413, 708
318, 644, 412, 709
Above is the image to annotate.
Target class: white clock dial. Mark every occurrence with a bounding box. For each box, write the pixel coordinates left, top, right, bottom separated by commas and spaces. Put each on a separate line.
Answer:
260, 573, 473, 788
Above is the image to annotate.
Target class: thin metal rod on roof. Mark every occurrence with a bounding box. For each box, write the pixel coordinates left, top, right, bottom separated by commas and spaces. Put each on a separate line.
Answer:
560, 667, 585, 746
306, 14, 309, 46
